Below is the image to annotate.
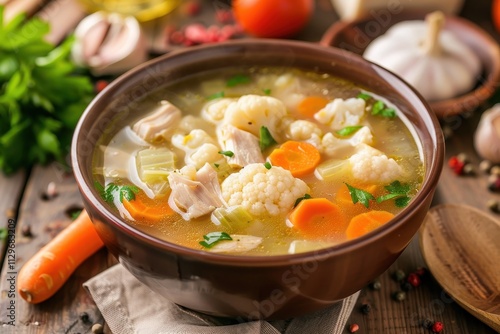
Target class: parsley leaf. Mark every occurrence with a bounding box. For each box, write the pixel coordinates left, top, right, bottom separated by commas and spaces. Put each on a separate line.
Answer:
219, 150, 234, 157
0, 11, 94, 174
357, 92, 372, 101
226, 74, 250, 87
371, 100, 397, 118
259, 126, 277, 151
381, 107, 396, 118
96, 181, 139, 204
371, 100, 385, 115
345, 183, 375, 208
207, 91, 224, 100
376, 181, 411, 207
294, 194, 312, 207
336, 126, 363, 137
199, 232, 232, 248
264, 161, 272, 170
263, 88, 271, 95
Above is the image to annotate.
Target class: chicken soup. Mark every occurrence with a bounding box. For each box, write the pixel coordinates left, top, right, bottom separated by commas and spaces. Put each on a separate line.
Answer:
93, 67, 424, 255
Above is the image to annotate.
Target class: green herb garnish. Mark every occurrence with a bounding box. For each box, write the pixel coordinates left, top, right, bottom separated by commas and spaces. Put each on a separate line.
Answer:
0, 228, 7, 242
259, 126, 277, 151
376, 181, 411, 207
96, 181, 139, 204
357, 92, 372, 101
207, 91, 225, 100
294, 194, 312, 207
336, 126, 363, 137
264, 161, 272, 170
219, 150, 234, 157
226, 74, 250, 87
345, 183, 375, 208
263, 88, 271, 95
199, 232, 232, 248
371, 100, 396, 118
0, 8, 94, 174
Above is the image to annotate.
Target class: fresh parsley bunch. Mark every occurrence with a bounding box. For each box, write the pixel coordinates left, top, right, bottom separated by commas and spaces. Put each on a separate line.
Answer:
0, 7, 94, 174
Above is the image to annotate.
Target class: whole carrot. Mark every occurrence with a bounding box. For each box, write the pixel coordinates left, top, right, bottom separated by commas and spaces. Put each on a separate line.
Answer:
18, 210, 104, 304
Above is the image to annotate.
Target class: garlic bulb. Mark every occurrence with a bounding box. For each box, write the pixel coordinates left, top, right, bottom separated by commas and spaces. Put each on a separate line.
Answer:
363, 12, 481, 101
71, 12, 148, 76
474, 104, 500, 164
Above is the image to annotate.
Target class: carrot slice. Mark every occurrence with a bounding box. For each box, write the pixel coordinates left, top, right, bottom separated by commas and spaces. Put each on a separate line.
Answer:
269, 141, 321, 177
288, 198, 348, 238
346, 210, 395, 240
18, 210, 104, 304
297, 96, 329, 118
122, 191, 173, 224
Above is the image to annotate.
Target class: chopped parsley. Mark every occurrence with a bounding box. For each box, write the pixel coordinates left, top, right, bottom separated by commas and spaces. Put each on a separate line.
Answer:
259, 126, 277, 151
263, 161, 272, 169
357, 92, 372, 101
226, 74, 251, 87
219, 150, 234, 157
376, 181, 411, 207
207, 91, 225, 100
336, 125, 363, 137
371, 100, 396, 118
345, 183, 375, 208
199, 231, 232, 248
95, 181, 139, 204
263, 88, 271, 95
294, 194, 312, 207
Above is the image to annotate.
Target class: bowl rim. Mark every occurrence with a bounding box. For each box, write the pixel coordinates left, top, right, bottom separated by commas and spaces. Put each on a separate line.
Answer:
319, 12, 500, 119
72, 38, 444, 266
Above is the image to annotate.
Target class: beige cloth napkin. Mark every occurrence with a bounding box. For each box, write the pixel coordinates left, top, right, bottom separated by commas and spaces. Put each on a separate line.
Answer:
84, 264, 359, 334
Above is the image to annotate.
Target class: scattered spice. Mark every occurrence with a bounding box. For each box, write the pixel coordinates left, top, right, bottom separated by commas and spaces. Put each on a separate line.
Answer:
349, 323, 360, 333
431, 321, 444, 333
479, 160, 493, 173
92, 323, 104, 334
21, 225, 33, 238
456, 152, 469, 163
94, 80, 109, 94
360, 303, 371, 314
448, 156, 465, 175
421, 318, 434, 329
392, 290, 406, 301
400, 281, 413, 292
406, 273, 421, 287
442, 125, 453, 140
79, 312, 90, 323
462, 163, 475, 175
368, 279, 382, 290
414, 267, 427, 277
487, 199, 500, 213
491, 165, 500, 176
392, 269, 406, 282
487, 174, 500, 192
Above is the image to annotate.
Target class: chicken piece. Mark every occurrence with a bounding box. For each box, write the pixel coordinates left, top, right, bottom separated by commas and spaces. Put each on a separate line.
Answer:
132, 100, 181, 143
168, 163, 227, 220
217, 124, 264, 168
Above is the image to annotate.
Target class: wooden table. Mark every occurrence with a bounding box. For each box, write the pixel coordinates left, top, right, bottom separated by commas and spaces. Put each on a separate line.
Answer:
0, 0, 499, 333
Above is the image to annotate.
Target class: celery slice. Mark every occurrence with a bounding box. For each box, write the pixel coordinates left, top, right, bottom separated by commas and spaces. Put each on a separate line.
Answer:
315, 159, 348, 181
211, 206, 253, 231
136, 147, 176, 184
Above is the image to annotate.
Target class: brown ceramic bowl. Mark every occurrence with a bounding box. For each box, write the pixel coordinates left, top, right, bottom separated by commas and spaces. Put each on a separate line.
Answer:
320, 12, 500, 119
71, 39, 444, 320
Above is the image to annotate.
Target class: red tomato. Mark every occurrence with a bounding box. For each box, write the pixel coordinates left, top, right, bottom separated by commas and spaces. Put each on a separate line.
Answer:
232, 0, 314, 38
494, 0, 500, 33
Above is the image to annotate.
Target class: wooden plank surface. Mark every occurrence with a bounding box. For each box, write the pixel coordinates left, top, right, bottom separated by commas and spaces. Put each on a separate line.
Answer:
0, 0, 499, 333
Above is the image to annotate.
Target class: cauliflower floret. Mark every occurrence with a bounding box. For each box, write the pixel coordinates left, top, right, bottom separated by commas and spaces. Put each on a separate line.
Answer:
221, 163, 309, 216
172, 129, 223, 169
201, 98, 236, 124
322, 126, 374, 157
287, 120, 323, 141
223, 94, 287, 140
314, 98, 366, 130
349, 144, 402, 183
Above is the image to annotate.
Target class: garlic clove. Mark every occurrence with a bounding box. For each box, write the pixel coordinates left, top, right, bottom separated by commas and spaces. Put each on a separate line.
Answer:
474, 104, 500, 164
72, 12, 148, 76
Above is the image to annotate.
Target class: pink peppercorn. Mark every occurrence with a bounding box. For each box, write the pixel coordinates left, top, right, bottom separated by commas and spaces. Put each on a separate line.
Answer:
95, 80, 108, 94
349, 323, 359, 333
448, 156, 465, 175
407, 273, 421, 287
431, 321, 444, 333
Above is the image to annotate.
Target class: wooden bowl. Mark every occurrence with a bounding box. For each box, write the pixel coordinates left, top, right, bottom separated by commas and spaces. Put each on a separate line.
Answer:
320, 12, 500, 119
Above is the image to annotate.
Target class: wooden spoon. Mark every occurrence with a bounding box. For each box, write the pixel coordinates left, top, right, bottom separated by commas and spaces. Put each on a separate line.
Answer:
419, 204, 500, 331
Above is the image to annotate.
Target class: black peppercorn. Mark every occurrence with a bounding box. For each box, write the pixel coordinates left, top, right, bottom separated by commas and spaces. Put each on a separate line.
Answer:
360, 303, 371, 314
392, 291, 406, 302
392, 269, 406, 282
368, 280, 381, 290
